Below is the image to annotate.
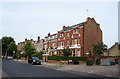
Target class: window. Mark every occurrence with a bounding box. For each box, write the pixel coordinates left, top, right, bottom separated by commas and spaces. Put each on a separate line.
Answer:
67, 40, 70, 46
72, 39, 74, 45
78, 39, 80, 44
48, 37, 50, 40
77, 50, 81, 57
50, 36, 53, 39
73, 28, 78, 34
55, 35, 57, 38
59, 42, 63, 46
67, 33, 70, 37
72, 50, 75, 57
74, 39, 77, 44
45, 37, 48, 41
60, 33, 63, 37
52, 43, 56, 47
61, 42, 63, 46
58, 51, 60, 56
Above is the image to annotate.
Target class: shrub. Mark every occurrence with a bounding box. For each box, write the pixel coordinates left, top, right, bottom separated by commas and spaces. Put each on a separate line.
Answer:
86, 60, 94, 66
62, 48, 72, 56
48, 55, 86, 61
95, 58, 101, 65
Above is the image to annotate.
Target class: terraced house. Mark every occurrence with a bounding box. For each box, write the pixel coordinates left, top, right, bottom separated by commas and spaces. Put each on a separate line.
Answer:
44, 17, 102, 57
17, 36, 44, 52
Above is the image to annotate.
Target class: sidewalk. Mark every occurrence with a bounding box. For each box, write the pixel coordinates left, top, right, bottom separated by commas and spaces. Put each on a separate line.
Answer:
55, 63, 119, 78
13, 59, 119, 78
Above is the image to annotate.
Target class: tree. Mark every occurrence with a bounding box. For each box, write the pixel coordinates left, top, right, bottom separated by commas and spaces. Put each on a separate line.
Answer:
93, 43, 107, 56
1, 37, 15, 56
6, 42, 17, 56
62, 48, 72, 57
93, 43, 108, 65
15, 50, 21, 60
24, 41, 35, 59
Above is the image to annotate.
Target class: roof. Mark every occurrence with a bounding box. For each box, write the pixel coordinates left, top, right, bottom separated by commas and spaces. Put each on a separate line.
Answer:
109, 42, 118, 50
59, 23, 84, 32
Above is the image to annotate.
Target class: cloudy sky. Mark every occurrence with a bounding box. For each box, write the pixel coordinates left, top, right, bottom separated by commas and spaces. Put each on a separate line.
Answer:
1, 2, 118, 48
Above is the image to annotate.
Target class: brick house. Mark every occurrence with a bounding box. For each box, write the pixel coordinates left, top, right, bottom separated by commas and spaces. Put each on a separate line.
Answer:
108, 42, 120, 56
17, 36, 44, 52
44, 17, 102, 57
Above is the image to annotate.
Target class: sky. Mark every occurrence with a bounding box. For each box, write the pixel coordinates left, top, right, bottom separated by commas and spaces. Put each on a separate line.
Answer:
0, 2, 118, 48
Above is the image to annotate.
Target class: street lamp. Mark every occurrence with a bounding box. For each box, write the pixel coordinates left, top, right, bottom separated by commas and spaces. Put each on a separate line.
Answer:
86, 52, 90, 57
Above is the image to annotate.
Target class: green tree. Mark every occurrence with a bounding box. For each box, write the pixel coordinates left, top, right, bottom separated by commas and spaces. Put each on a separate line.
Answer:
93, 43, 107, 56
6, 42, 17, 56
24, 41, 35, 59
1, 37, 15, 56
15, 50, 21, 60
93, 43, 107, 65
62, 48, 72, 57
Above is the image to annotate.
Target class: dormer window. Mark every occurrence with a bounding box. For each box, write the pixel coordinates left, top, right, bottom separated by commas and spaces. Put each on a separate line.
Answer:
73, 28, 79, 34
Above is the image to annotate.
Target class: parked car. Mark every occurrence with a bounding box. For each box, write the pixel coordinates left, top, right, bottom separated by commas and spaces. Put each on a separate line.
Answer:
6, 56, 13, 60
28, 57, 41, 65
68, 60, 72, 64
101, 59, 116, 66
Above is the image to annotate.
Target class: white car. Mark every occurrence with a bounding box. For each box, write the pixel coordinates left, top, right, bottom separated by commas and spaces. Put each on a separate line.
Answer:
6, 56, 13, 60
101, 59, 116, 66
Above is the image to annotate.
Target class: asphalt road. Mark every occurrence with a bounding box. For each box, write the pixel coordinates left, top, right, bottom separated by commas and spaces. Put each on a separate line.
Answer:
2, 59, 117, 79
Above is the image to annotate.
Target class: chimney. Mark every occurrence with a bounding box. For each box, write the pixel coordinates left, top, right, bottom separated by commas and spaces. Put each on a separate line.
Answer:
25, 38, 27, 41
48, 33, 50, 36
31, 39, 33, 41
87, 17, 91, 21
63, 25, 66, 29
37, 36, 40, 41
97, 24, 100, 28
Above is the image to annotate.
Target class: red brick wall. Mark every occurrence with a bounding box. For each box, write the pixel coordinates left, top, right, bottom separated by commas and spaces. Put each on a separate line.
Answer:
83, 18, 102, 57
44, 17, 102, 57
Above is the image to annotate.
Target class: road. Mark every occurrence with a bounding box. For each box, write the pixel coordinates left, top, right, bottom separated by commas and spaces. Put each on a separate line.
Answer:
2, 59, 117, 79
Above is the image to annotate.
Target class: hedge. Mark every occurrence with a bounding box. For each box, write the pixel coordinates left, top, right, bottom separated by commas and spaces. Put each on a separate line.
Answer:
48, 55, 86, 61
32, 52, 43, 59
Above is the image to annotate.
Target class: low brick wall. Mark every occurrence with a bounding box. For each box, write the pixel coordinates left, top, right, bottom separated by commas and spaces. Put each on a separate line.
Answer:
47, 60, 60, 64
79, 61, 86, 64
47, 60, 86, 64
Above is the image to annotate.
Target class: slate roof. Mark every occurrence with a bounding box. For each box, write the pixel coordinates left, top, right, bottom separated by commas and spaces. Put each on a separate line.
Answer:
59, 22, 84, 32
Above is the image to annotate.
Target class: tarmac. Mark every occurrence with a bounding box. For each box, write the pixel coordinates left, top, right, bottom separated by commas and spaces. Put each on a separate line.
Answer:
13, 59, 119, 78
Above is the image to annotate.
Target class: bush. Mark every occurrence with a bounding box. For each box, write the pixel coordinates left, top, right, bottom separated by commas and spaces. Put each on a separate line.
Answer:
48, 55, 86, 61
86, 60, 94, 66
95, 58, 101, 65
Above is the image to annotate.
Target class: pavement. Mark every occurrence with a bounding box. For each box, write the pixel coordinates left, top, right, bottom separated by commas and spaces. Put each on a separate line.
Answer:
13, 59, 119, 78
